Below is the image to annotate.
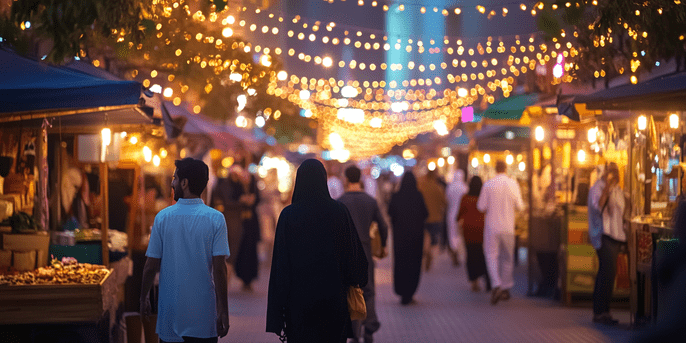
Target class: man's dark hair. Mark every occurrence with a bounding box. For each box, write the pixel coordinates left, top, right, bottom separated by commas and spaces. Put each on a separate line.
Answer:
175, 158, 209, 196
495, 160, 507, 173
344, 165, 362, 183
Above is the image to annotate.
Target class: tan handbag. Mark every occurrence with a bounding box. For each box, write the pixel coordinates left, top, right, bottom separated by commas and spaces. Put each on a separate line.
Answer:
347, 286, 367, 321
369, 222, 387, 259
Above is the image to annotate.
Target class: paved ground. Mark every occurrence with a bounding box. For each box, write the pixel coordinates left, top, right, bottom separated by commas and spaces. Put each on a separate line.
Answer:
220, 246, 633, 343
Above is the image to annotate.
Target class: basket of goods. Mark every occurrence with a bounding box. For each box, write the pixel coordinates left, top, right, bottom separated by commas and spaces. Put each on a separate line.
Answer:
0, 257, 114, 324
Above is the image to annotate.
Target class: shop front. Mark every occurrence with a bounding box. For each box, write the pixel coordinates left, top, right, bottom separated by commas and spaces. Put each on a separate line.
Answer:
578, 72, 686, 325
0, 48, 159, 342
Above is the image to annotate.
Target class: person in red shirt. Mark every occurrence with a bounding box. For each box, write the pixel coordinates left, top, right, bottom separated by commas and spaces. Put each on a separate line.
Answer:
457, 176, 491, 292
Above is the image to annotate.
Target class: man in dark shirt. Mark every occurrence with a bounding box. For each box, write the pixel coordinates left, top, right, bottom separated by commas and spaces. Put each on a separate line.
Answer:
338, 165, 389, 343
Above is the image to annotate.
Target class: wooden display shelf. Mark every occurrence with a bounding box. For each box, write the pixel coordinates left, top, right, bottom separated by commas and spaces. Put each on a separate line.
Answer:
0, 269, 115, 325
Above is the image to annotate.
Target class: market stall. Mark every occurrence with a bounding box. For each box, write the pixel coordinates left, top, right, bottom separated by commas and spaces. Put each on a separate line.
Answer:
578, 72, 686, 325
0, 47, 159, 342
521, 100, 633, 304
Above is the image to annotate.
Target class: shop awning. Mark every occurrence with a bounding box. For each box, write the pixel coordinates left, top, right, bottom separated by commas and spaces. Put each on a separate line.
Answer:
163, 102, 266, 152
0, 48, 142, 115
474, 125, 530, 152
576, 71, 686, 111
476, 93, 540, 121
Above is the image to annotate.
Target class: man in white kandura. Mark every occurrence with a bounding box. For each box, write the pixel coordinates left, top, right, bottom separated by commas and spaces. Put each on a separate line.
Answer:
477, 160, 524, 305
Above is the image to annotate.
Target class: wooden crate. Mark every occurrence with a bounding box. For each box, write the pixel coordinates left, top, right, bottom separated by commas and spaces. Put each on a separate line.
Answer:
0, 269, 115, 325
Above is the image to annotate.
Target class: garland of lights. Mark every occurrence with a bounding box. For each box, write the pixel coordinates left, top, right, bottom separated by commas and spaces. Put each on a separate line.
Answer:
235, 0, 592, 26
226, 10, 569, 59
128, 0, 583, 159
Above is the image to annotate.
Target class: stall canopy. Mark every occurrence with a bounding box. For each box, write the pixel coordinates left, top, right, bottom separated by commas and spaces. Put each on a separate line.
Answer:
476, 93, 540, 121
576, 71, 686, 111
0, 48, 155, 131
162, 101, 267, 153
474, 125, 530, 152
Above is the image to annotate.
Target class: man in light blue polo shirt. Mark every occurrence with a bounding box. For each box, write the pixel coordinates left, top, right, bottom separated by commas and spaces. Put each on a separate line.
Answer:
141, 158, 230, 343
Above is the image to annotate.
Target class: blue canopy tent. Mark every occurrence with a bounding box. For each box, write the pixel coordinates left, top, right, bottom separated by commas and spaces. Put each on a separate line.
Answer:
0, 48, 153, 130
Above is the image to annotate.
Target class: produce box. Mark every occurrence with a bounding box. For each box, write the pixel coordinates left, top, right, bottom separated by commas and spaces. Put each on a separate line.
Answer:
0, 262, 114, 325
1, 232, 50, 268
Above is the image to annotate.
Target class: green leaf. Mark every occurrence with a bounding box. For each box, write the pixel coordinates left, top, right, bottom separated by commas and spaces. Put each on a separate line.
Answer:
213, 0, 228, 12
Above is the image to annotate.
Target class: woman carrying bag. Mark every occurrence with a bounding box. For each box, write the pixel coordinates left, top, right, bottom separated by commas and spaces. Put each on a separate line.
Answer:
266, 159, 368, 343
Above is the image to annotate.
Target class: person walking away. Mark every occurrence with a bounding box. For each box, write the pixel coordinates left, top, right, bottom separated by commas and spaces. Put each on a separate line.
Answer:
417, 169, 448, 271
388, 171, 429, 305
140, 158, 230, 343
477, 160, 524, 305
266, 159, 368, 343
235, 169, 261, 292
338, 166, 389, 343
210, 165, 245, 286
446, 169, 469, 266
257, 168, 282, 267
326, 160, 345, 200
589, 162, 627, 325
458, 176, 491, 292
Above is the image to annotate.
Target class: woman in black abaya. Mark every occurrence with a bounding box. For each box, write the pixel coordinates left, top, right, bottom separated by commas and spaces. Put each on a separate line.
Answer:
388, 171, 428, 305
266, 159, 368, 343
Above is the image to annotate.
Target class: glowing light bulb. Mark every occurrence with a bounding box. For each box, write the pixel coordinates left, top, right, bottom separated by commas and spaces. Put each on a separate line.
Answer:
588, 127, 598, 143
153, 155, 161, 167
341, 86, 358, 98
518, 162, 526, 171
535, 126, 545, 141
300, 90, 311, 100
329, 132, 344, 150
483, 154, 491, 163
638, 115, 647, 131
471, 157, 479, 168
236, 94, 247, 111
277, 71, 288, 81
506, 154, 514, 165
428, 161, 436, 171
322, 56, 333, 67
101, 128, 111, 146
255, 116, 266, 128
577, 149, 586, 162
143, 146, 152, 162
669, 113, 679, 129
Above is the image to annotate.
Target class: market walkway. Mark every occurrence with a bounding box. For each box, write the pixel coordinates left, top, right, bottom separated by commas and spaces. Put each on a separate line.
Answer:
221, 248, 632, 343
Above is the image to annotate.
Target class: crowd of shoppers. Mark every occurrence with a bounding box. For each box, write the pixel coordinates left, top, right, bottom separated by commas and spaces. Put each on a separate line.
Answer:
141, 157, 530, 342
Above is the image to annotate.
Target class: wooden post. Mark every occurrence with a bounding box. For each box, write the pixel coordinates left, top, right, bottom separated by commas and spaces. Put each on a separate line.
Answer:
644, 119, 652, 216
100, 163, 109, 267
124, 163, 141, 253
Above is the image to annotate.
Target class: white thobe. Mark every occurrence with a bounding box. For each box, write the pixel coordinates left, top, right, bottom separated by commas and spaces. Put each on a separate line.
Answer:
477, 174, 525, 290
446, 174, 468, 263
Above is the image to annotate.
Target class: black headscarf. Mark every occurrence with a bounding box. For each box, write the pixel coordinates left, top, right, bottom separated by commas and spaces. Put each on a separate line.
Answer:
396, 170, 419, 195
291, 159, 331, 203
468, 176, 483, 197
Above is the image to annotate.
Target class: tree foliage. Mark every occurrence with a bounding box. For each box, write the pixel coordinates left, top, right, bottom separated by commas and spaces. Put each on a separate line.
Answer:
4, 0, 311, 143
539, 0, 686, 86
